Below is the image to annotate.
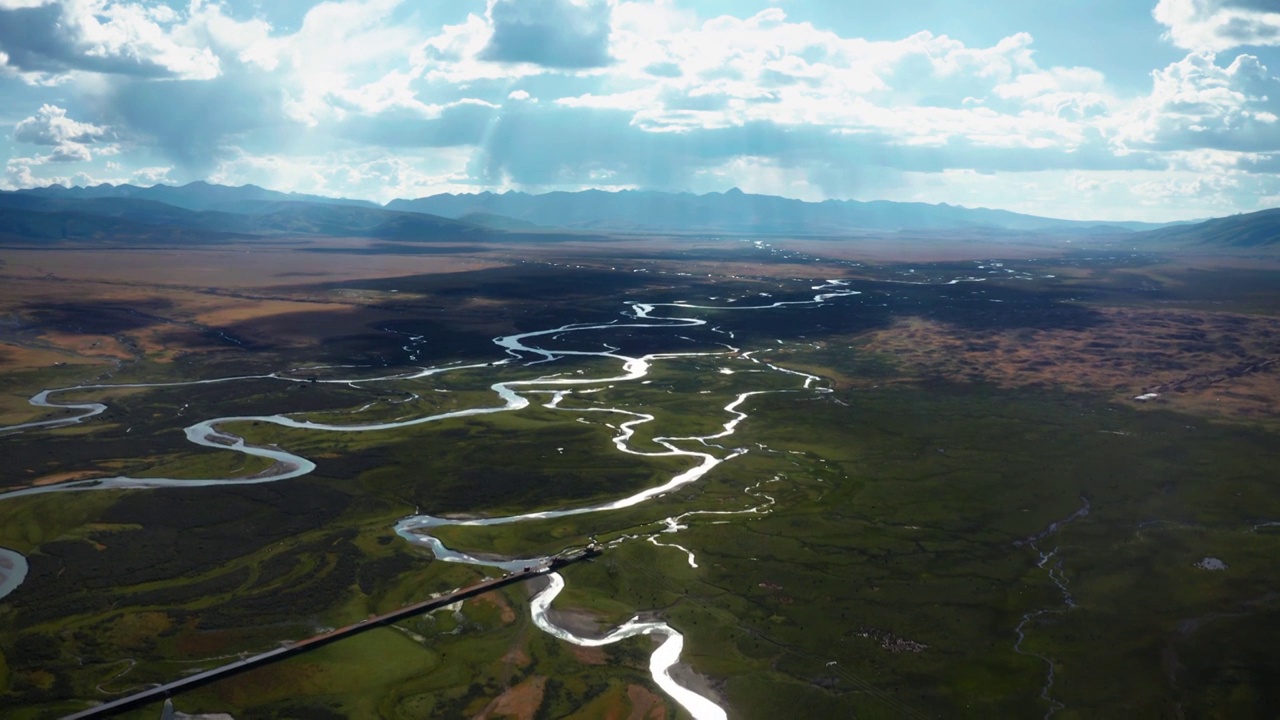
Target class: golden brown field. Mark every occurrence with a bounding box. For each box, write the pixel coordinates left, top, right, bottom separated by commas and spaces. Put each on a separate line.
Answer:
0, 240, 509, 375
857, 308, 1280, 421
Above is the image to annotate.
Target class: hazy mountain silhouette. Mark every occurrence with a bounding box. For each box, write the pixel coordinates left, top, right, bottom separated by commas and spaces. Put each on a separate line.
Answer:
388, 187, 1177, 234
1134, 208, 1280, 247
0, 191, 486, 243
1, 182, 1259, 247
10, 181, 377, 212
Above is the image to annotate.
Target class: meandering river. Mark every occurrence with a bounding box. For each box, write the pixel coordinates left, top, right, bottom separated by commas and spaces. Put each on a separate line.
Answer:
0, 280, 863, 719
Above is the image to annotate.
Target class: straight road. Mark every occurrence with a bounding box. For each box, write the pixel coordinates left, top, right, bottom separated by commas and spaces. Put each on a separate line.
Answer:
64, 549, 597, 720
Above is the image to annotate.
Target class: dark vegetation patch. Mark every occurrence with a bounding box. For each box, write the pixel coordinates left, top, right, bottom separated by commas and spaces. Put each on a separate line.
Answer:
17, 298, 256, 358
248, 552, 303, 590
314, 264, 653, 301
355, 553, 417, 596
161, 350, 300, 380
217, 308, 505, 367
860, 280, 1105, 331
199, 530, 363, 629
352, 420, 683, 516
153, 327, 253, 352
126, 566, 253, 609
252, 328, 402, 365
137, 377, 369, 418
252, 703, 348, 720
526, 324, 728, 358
1173, 267, 1280, 305
12, 483, 351, 624
300, 243, 493, 255
22, 302, 172, 335
376, 318, 515, 361
308, 446, 395, 486
647, 278, 1105, 350
1010, 255, 1280, 312
572, 245, 811, 264
1049, 251, 1168, 269
1174, 606, 1280, 718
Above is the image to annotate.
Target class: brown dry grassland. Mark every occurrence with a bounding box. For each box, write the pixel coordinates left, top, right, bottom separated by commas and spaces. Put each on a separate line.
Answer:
858, 306, 1280, 421
0, 240, 508, 375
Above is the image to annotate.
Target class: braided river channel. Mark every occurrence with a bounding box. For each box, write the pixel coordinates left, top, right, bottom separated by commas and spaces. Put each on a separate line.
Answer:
0, 280, 869, 719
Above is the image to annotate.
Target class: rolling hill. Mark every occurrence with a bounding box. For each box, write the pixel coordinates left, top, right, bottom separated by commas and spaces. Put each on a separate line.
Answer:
0, 193, 490, 244
1134, 208, 1280, 247
0, 207, 251, 244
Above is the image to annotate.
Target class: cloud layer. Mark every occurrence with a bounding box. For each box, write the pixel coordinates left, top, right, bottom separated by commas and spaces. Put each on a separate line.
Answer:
0, 0, 219, 80
2, 0, 1279, 221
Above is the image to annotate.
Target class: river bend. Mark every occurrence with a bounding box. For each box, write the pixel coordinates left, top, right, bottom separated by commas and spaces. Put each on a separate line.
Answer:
0, 280, 863, 718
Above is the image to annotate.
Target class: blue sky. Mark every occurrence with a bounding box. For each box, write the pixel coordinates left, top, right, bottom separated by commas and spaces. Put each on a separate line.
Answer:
1, 0, 1278, 221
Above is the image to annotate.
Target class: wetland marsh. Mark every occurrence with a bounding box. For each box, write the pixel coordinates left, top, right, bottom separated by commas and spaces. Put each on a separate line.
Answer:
1, 237, 1278, 718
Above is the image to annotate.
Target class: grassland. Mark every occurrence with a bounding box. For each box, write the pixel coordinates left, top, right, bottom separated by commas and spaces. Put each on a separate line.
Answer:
0, 234, 1278, 718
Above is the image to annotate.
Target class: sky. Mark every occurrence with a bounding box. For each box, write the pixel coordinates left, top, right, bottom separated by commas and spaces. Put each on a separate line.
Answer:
1, 0, 1279, 221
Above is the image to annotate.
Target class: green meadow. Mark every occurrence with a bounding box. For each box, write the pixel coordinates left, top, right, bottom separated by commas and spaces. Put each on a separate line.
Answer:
2, 260, 1279, 718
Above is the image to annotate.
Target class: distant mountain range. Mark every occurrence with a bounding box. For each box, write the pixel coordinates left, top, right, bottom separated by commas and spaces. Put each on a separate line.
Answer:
0, 181, 1273, 248
0, 186, 488, 244
12, 180, 379, 212
388, 187, 1178, 235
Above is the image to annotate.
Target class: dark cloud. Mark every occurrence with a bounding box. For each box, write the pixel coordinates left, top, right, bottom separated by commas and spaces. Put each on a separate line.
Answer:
0, 4, 202, 78
102, 71, 289, 174
1220, 16, 1280, 42
1147, 121, 1280, 153
1219, 0, 1280, 11
0, 4, 88, 75
480, 0, 613, 69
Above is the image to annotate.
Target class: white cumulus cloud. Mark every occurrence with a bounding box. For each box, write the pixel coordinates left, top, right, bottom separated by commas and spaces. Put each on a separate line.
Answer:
12, 103, 111, 163
13, 103, 106, 145
1113, 50, 1280, 152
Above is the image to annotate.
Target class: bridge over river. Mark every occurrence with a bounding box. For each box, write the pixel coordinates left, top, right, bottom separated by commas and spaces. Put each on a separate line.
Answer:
63, 547, 599, 720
